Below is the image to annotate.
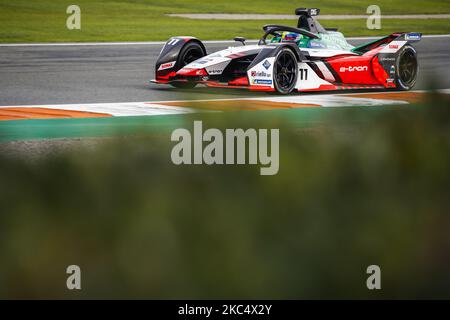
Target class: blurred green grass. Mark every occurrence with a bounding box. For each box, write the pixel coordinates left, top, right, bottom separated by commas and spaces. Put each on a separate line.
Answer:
0, 0, 449, 43
0, 94, 449, 299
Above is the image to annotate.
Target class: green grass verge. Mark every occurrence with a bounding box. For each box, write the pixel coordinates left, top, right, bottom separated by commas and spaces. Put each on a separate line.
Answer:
1, 0, 449, 43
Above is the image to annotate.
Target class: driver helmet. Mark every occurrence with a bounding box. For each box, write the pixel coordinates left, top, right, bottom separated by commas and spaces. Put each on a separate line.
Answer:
281, 32, 300, 43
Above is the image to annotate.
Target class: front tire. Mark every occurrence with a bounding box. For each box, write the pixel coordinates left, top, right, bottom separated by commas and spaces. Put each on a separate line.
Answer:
171, 41, 206, 89
273, 48, 298, 94
396, 45, 418, 91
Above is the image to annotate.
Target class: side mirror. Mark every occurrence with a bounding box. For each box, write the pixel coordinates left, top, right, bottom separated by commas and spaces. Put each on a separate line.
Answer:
233, 37, 246, 46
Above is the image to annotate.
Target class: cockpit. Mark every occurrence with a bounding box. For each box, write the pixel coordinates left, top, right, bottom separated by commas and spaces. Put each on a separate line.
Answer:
257, 8, 354, 51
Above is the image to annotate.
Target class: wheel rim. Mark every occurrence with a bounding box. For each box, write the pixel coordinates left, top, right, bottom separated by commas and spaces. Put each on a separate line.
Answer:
399, 49, 417, 86
275, 51, 296, 91
182, 48, 203, 66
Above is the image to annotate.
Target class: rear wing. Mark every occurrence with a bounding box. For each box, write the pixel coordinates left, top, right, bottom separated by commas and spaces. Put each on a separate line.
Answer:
352, 32, 422, 54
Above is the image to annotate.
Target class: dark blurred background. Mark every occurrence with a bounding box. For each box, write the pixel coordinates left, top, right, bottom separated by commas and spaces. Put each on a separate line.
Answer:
0, 94, 449, 299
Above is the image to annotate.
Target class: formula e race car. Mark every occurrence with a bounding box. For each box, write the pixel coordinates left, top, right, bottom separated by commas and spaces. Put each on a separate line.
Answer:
151, 8, 421, 94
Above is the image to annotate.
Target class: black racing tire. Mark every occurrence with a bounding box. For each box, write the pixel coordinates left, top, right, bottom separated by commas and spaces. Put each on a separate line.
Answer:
395, 45, 418, 91
273, 48, 298, 94
171, 41, 206, 89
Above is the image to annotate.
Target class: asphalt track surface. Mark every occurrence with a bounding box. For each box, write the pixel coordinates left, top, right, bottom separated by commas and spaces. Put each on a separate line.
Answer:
1, 37, 449, 106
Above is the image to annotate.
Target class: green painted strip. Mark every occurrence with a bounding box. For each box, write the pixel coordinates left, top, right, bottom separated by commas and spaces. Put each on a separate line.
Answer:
0, 115, 187, 141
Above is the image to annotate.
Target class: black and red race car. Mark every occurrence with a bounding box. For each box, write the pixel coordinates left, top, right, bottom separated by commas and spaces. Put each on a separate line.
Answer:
151, 8, 421, 94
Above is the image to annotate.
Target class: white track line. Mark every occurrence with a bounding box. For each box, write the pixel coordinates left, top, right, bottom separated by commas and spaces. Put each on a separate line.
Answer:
0, 40, 251, 47
167, 13, 450, 20
1, 35, 450, 47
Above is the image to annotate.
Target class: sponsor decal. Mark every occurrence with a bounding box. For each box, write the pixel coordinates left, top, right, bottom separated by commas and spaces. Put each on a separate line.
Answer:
253, 79, 273, 85
380, 41, 407, 53
263, 60, 271, 70
339, 66, 368, 72
405, 33, 421, 41
308, 41, 326, 49
251, 71, 271, 78
379, 57, 395, 62
196, 58, 215, 65
390, 65, 396, 75
207, 70, 223, 75
309, 8, 320, 16
158, 61, 176, 71
197, 60, 210, 65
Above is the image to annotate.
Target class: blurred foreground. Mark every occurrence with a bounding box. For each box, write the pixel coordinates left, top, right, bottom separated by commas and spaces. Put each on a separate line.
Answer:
0, 95, 449, 299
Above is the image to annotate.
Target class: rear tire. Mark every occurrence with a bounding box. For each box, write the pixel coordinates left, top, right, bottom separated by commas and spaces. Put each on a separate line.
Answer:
273, 48, 298, 94
395, 45, 418, 91
171, 42, 206, 89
